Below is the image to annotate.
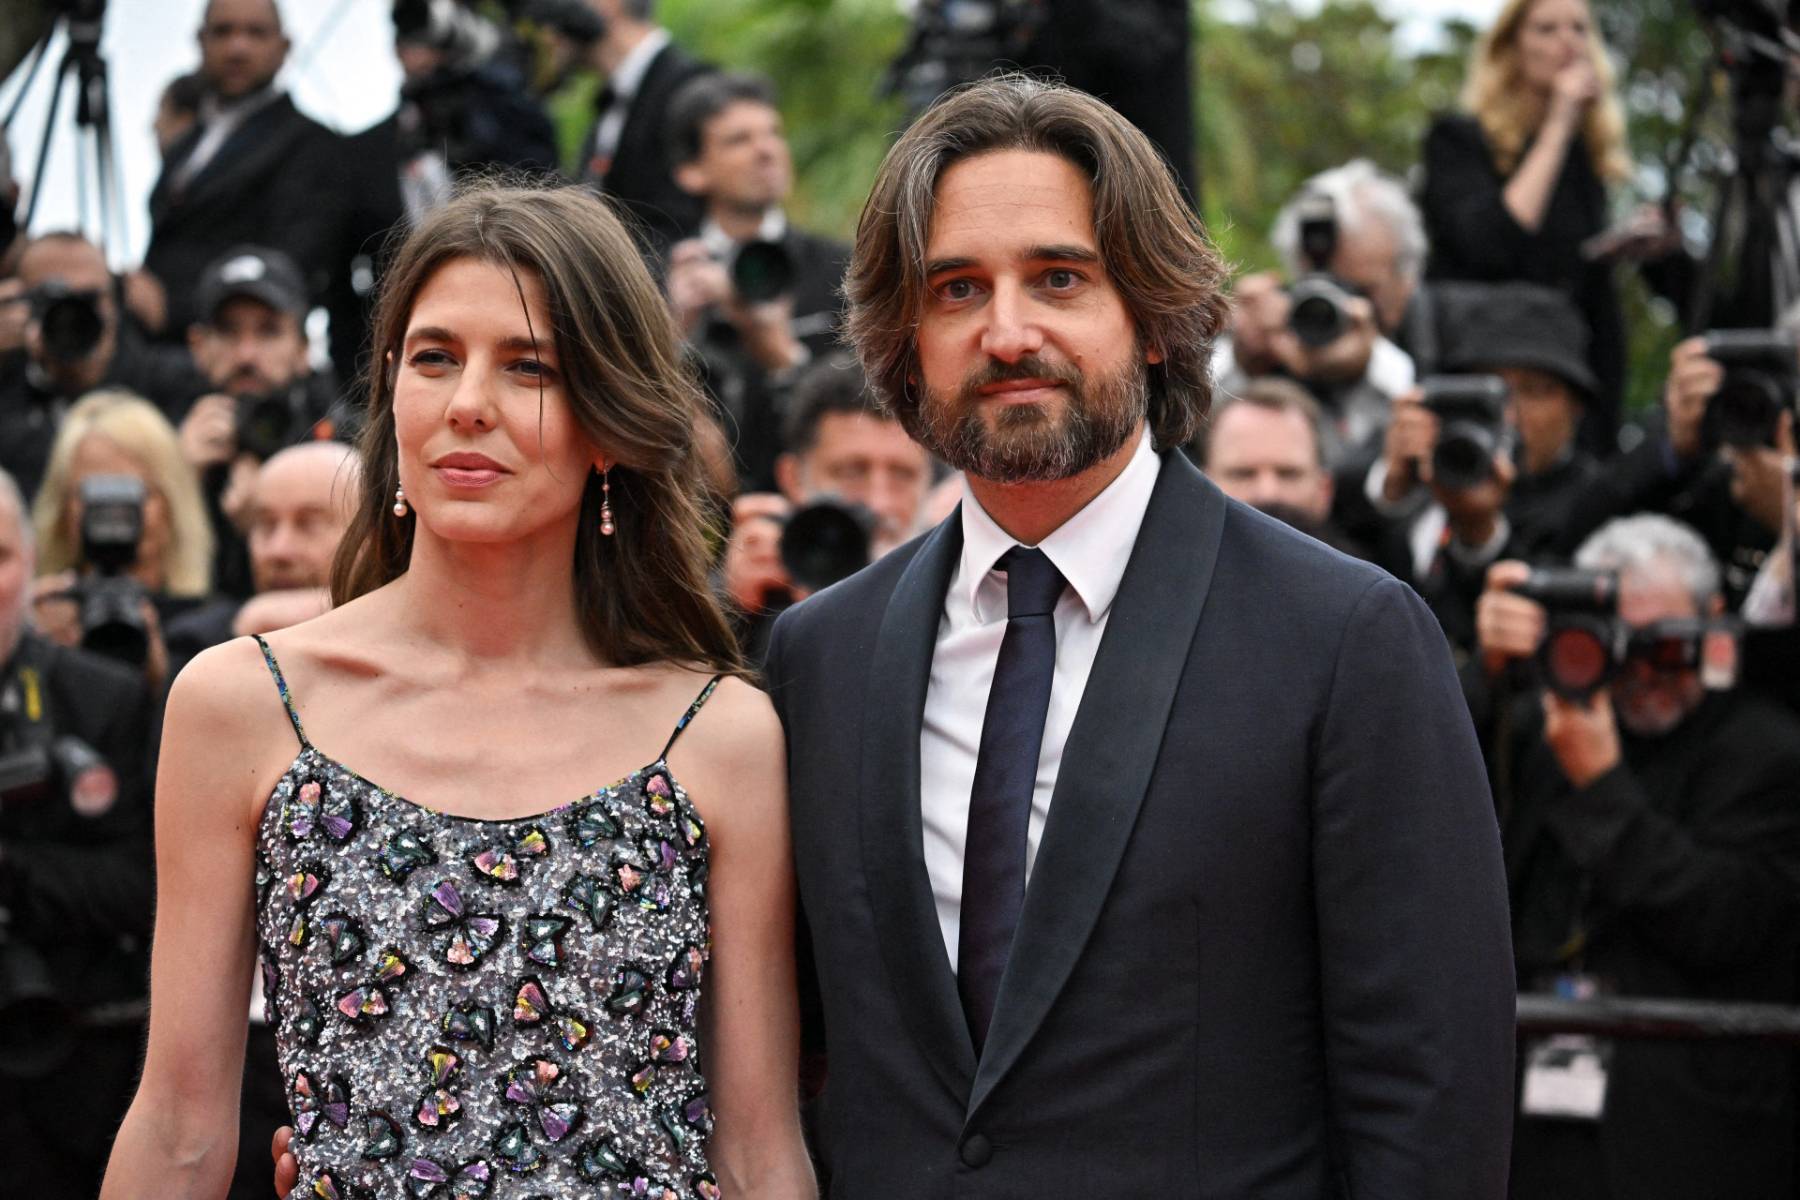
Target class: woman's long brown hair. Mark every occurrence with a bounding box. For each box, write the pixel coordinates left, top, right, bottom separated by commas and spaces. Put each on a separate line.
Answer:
330, 182, 742, 676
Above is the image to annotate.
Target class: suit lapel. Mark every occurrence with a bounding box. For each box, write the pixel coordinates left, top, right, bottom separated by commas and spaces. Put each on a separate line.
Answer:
171, 97, 297, 212
966, 453, 1227, 1120
859, 512, 979, 1095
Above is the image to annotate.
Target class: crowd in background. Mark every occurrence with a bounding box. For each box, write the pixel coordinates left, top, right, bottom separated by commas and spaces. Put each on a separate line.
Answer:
0, 0, 1798, 1198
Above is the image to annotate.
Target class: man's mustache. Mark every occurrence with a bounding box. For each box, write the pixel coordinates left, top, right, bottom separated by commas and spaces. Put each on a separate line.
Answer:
960, 355, 1083, 395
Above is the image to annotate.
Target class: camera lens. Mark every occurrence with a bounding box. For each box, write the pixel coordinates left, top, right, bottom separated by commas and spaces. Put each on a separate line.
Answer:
39, 293, 104, 362
730, 241, 795, 305
237, 394, 300, 462
1431, 424, 1497, 492
779, 499, 875, 594
1709, 372, 1785, 449
1543, 625, 1611, 700
1289, 293, 1345, 348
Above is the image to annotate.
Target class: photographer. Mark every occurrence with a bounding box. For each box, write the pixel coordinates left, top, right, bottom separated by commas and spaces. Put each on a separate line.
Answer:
1556, 309, 1800, 606
1377, 287, 1601, 654
28, 390, 216, 692
663, 72, 851, 491
392, 0, 558, 219
1474, 515, 1800, 1199
0, 466, 154, 1199
724, 354, 932, 661
178, 246, 342, 599
1220, 162, 1423, 465
0, 233, 208, 501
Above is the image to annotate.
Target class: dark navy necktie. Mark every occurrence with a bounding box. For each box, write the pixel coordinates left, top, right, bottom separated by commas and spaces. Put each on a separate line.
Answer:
958, 546, 1066, 1052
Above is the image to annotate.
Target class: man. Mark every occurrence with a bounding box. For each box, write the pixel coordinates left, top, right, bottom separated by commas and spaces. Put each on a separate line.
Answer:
724, 353, 934, 658
1476, 517, 1800, 1198
1195, 378, 1335, 524
664, 71, 851, 488
765, 77, 1513, 1193
1223, 161, 1425, 465
163, 439, 356, 679
178, 245, 341, 598
145, 0, 340, 335
0, 232, 206, 500
576, 0, 711, 252
0, 467, 154, 1198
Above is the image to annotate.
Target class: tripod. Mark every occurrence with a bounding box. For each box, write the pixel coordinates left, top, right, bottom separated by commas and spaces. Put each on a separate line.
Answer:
1687, 13, 1800, 330
2, 2, 125, 259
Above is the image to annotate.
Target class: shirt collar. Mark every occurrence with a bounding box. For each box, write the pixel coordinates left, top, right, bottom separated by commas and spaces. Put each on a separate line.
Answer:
697, 209, 787, 260
609, 28, 671, 100
957, 428, 1161, 624
199, 81, 280, 125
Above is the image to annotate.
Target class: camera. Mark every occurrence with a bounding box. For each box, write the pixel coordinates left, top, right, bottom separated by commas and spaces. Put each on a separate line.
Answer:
235, 386, 311, 463
28, 281, 104, 363
1285, 193, 1358, 348
1505, 567, 1741, 699
728, 239, 795, 305
779, 497, 876, 597
1420, 374, 1509, 491
74, 474, 150, 667
1700, 328, 1797, 449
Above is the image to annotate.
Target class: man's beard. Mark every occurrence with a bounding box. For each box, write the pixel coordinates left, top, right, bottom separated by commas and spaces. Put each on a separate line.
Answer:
904, 352, 1148, 484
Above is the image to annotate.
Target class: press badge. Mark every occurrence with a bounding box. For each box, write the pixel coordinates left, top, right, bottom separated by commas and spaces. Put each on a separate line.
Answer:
1520, 973, 1610, 1120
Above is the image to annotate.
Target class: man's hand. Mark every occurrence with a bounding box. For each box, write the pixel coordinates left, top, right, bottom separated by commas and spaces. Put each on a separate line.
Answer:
723, 492, 793, 613
1476, 559, 1546, 678
1664, 337, 1721, 460
1543, 687, 1623, 789
0, 277, 29, 355
1229, 271, 1288, 377
233, 589, 333, 638
665, 238, 732, 336
271, 1124, 296, 1198
1381, 387, 1438, 502
1725, 410, 1796, 534
28, 571, 81, 647
179, 393, 239, 469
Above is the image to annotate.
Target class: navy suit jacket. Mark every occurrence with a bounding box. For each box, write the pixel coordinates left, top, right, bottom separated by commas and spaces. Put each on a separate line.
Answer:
763, 451, 1515, 1198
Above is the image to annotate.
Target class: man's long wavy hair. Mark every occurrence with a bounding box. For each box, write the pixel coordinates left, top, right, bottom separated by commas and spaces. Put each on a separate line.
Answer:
330, 182, 741, 675
845, 74, 1228, 449
1462, 0, 1631, 184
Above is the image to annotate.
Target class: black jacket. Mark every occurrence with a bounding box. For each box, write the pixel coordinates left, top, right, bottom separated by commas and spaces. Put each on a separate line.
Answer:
146, 93, 343, 334
579, 42, 712, 254
763, 452, 1516, 1197
0, 632, 153, 1008
1504, 691, 1800, 1198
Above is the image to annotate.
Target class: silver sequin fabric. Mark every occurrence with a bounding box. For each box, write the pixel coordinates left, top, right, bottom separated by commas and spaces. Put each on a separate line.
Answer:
253, 730, 718, 1200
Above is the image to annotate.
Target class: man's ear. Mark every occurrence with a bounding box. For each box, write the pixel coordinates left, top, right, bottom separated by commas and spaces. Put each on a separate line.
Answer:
186, 323, 208, 362
673, 160, 708, 199
773, 453, 804, 505
1145, 342, 1165, 366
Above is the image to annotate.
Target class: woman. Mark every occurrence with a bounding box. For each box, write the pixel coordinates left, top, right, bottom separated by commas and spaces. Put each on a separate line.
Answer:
1420, 0, 1674, 451
101, 183, 814, 1199
30, 387, 216, 685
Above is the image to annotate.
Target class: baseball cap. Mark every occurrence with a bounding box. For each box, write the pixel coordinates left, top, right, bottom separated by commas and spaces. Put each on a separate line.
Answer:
196, 246, 309, 325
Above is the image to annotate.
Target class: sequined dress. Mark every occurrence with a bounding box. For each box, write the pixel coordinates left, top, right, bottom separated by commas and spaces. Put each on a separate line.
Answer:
250, 637, 723, 1200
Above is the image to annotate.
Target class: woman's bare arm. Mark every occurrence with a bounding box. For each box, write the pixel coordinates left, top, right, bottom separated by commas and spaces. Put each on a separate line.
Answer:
673, 676, 816, 1199
102, 639, 293, 1200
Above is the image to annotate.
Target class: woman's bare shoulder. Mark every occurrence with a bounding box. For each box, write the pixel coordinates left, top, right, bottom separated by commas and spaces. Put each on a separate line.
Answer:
664, 673, 785, 823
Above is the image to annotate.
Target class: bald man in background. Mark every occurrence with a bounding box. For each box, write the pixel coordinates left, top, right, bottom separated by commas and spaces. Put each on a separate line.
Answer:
163, 440, 357, 681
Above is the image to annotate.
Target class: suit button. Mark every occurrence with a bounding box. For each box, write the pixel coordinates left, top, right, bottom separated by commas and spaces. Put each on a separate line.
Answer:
960, 1134, 992, 1168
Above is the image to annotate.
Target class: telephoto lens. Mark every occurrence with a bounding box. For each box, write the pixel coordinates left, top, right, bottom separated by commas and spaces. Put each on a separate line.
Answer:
1420, 375, 1509, 492
779, 498, 876, 595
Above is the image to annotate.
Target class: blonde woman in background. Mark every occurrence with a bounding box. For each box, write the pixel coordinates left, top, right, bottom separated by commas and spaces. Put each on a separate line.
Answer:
1420, 0, 1684, 451
30, 387, 215, 688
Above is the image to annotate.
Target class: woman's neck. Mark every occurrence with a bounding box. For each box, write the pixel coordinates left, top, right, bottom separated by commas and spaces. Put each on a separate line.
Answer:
390, 519, 596, 668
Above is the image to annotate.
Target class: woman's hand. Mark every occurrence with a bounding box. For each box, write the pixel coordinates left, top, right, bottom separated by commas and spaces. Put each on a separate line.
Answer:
1548, 57, 1599, 126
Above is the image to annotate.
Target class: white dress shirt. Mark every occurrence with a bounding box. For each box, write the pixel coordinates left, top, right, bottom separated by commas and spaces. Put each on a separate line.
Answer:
589, 28, 672, 169
920, 430, 1162, 970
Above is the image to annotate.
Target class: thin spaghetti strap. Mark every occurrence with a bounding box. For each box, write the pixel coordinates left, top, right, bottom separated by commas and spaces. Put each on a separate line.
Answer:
252, 634, 312, 749
658, 674, 724, 762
